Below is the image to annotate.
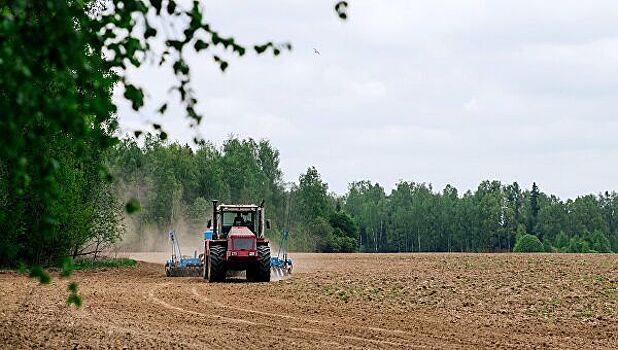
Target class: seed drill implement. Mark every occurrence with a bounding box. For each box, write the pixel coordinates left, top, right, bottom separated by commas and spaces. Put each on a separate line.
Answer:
165, 230, 203, 277
271, 228, 293, 277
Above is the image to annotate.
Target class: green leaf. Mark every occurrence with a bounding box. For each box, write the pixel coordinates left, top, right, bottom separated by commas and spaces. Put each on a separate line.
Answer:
167, 0, 177, 14
60, 258, 74, 278
213, 56, 229, 72
67, 282, 79, 293
173, 60, 189, 75
254, 43, 270, 54
158, 103, 168, 114
125, 198, 141, 214
67, 294, 82, 308
151, 0, 162, 14
18, 262, 27, 274
97, 167, 113, 183
166, 40, 184, 51
29, 266, 51, 285
159, 131, 168, 140
194, 39, 209, 52
123, 84, 144, 111
144, 26, 157, 39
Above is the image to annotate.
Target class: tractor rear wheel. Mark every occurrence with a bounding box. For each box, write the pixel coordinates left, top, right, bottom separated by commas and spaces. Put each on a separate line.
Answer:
202, 255, 209, 280
256, 245, 271, 282
246, 266, 256, 282
207, 245, 226, 282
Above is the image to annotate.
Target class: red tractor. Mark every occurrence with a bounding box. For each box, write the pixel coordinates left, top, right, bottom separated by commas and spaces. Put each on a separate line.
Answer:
203, 200, 271, 282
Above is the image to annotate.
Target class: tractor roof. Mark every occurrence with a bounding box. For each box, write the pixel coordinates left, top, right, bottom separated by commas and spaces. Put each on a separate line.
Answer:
217, 204, 261, 212
228, 226, 256, 237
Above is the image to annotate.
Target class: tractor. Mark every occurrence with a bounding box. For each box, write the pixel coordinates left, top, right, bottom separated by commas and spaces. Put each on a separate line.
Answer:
203, 200, 271, 282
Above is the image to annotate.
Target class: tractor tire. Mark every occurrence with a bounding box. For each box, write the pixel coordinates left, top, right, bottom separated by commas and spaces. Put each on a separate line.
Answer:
202, 258, 208, 280
256, 245, 271, 282
207, 245, 226, 282
246, 266, 256, 282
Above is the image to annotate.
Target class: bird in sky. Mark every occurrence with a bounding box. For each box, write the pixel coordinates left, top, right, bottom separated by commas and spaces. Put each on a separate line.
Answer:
313, 48, 320, 55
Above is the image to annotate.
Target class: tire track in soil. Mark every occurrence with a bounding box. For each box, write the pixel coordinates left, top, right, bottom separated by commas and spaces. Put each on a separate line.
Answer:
147, 284, 353, 349
78, 317, 202, 350
146, 284, 265, 350
188, 285, 521, 350
148, 283, 415, 349
189, 285, 419, 344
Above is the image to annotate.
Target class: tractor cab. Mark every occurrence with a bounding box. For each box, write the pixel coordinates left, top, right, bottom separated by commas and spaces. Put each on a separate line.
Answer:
221, 209, 259, 237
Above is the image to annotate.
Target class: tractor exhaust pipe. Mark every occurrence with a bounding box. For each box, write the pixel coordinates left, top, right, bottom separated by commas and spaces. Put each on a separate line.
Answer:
212, 200, 218, 239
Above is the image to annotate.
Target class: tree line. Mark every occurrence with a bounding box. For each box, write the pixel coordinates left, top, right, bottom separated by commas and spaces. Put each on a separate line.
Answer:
109, 137, 617, 254
3, 131, 616, 267
106, 136, 358, 253
344, 181, 617, 253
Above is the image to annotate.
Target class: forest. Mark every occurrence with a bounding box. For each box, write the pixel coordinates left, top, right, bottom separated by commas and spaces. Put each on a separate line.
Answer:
113, 138, 618, 254
2, 132, 618, 267
109, 137, 618, 255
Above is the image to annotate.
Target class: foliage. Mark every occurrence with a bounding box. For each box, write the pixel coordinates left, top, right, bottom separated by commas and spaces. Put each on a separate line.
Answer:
28, 265, 51, 284
527, 182, 540, 236
108, 137, 618, 255
515, 224, 527, 242
1, 0, 117, 267
110, 136, 288, 247
554, 231, 569, 251
1, 0, 348, 268
297, 167, 332, 222
543, 240, 555, 253
567, 236, 591, 253
513, 234, 545, 253
329, 211, 358, 252
587, 230, 612, 253
108, 137, 360, 252
314, 217, 338, 252
334, 235, 358, 253
343, 180, 618, 253
67, 282, 81, 307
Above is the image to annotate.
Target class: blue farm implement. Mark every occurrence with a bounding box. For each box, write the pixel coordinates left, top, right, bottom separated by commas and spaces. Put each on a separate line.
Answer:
165, 230, 203, 277
271, 228, 293, 277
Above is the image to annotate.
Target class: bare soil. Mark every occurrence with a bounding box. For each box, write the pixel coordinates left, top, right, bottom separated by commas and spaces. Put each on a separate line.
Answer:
1, 253, 617, 349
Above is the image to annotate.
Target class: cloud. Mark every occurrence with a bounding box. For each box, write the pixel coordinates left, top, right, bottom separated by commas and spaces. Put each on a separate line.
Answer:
463, 98, 480, 113
115, 0, 618, 199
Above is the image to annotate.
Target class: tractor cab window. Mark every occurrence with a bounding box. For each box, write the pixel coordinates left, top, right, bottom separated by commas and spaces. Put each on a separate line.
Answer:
221, 211, 256, 236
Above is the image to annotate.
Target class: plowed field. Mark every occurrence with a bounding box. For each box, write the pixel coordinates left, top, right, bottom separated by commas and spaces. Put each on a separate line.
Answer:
1, 253, 617, 349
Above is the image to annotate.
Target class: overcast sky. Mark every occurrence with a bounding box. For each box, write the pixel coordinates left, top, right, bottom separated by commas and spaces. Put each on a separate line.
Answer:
116, 0, 618, 198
